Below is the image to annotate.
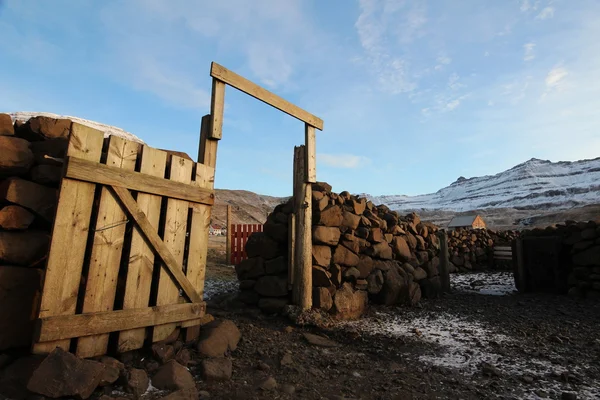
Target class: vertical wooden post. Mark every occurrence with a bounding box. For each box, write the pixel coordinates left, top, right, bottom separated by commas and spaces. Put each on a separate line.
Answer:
288, 213, 296, 289
293, 146, 312, 309
226, 205, 232, 264
513, 238, 525, 292
438, 230, 451, 293
305, 124, 316, 183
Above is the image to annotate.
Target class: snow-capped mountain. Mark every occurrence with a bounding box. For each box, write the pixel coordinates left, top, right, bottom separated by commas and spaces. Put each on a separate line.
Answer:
367, 158, 600, 212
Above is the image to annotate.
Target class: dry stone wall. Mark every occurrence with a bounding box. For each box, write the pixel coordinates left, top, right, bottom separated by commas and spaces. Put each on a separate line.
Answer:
520, 220, 600, 299
448, 228, 519, 272
235, 182, 446, 319
0, 113, 69, 349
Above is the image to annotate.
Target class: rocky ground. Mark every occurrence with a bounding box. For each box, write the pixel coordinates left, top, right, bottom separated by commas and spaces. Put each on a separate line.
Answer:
202, 270, 600, 400
2, 259, 599, 400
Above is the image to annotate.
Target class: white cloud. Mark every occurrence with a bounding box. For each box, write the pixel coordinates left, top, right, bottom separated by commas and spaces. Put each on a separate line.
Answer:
434, 54, 452, 70
536, 6, 555, 19
355, 0, 427, 94
520, 0, 532, 12
484, 51, 490, 57
545, 66, 568, 88
523, 42, 536, 61
448, 73, 464, 90
318, 153, 371, 168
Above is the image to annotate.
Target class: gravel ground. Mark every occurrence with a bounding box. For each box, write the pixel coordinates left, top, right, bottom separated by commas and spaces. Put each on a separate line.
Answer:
202, 271, 600, 399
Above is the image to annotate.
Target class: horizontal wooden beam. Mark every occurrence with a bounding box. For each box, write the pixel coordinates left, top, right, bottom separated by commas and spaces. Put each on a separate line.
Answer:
65, 157, 215, 206
210, 62, 324, 130
111, 185, 202, 303
495, 246, 512, 251
494, 256, 513, 260
36, 302, 205, 342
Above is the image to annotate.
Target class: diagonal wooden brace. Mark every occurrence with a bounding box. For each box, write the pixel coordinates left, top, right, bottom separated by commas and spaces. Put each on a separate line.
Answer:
111, 185, 202, 303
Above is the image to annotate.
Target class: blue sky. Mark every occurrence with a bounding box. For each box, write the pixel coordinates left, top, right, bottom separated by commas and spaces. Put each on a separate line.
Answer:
1, 0, 599, 197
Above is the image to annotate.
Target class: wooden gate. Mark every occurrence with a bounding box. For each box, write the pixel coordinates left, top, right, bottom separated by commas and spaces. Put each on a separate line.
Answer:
32, 122, 217, 357
229, 224, 263, 264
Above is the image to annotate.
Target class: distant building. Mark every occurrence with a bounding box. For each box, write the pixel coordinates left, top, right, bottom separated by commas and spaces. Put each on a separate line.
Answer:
209, 225, 224, 236
447, 215, 486, 230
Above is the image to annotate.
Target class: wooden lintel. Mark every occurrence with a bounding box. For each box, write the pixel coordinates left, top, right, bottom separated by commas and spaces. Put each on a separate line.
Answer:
64, 156, 215, 206
210, 62, 324, 130
111, 185, 202, 303
36, 302, 206, 342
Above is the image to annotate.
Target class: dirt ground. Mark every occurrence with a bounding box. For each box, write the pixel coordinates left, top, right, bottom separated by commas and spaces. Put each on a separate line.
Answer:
201, 242, 600, 400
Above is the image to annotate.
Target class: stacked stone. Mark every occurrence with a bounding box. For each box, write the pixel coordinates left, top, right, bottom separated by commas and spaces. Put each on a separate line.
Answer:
235, 182, 445, 319
447, 228, 519, 272
521, 220, 600, 298
0, 114, 71, 350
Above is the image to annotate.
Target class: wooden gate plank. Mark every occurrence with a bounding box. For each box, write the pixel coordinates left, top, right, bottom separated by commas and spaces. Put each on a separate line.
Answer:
37, 302, 206, 342
111, 186, 201, 303
65, 157, 214, 205
33, 123, 105, 354
77, 137, 139, 358
183, 163, 215, 341
153, 156, 193, 342
117, 146, 168, 353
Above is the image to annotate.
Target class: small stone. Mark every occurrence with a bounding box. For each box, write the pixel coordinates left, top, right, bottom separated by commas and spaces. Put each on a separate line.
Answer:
152, 343, 176, 364
303, 333, 339, 347
258, 376, 278, 391
283, 326, 293, 333
281, 384, 296, 395
175, 348, 191, 367
256, 361, 271, 372
197, 320, 241, 358
481, 362, 501, 377
152, 360, 196, 390
126, 368, 149, 399
200, 358, 232, 382
280, 353, 293, 367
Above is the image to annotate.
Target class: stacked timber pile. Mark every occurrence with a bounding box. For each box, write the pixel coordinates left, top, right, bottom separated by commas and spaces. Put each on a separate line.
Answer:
235, 182, 445, 319
0, 113, 67, 350
447, 228, 519, 272
521, 221, 600, 298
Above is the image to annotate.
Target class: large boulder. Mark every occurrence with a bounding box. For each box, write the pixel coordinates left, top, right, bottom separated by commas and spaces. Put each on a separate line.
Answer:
573, 246, 600, 266
341, 211, 361, 230
197, 320, 241, 358
0, 205, 35, 230
245, 233, 281, 260
312, 226, 341, 246
0, 113, 14, 136
254, 276, 288, 297
258, 298, 288, 314
27, 348, 105, 400
332, 283, 368, 319
376, 263, 409, 305
152, 361, 195, 391
0, 177, 57, 222
312, 287, 333, 311
370, 241, 393, 260
24, 116, 71, 141
357, 255, 374, 278
263, 221, 287, 243
316, 205, 343, 227
333, 245, 360, 267
367, 269, 384, 294
391, 236, 411, 261
265, 256, 286, 275
312, 266, 332, 287
312, 245, 332, 267
0, 136, 34, 177
0, 231, 49, 266
235, 257, 265, 280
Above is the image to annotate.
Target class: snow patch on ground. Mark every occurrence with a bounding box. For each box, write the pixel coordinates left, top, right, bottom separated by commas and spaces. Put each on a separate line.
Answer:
451, 271, 517, 296
203, 276, 238, 300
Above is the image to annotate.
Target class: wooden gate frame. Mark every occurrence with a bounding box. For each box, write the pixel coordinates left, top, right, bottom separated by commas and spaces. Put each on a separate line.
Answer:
33, 62, 323, 357
32, 124, 216, 357
208, 63, 323, 309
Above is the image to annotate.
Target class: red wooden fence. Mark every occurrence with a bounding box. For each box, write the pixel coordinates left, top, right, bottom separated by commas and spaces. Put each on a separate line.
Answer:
230, 224, 263, 264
